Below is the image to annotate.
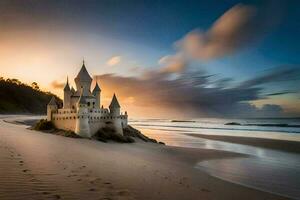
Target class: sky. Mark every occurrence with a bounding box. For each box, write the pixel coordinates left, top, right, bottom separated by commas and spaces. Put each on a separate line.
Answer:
0, 0, 299, 118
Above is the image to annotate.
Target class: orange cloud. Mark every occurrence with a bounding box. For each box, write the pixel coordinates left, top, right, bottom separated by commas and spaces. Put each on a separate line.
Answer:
158, 54, 186, 74
51, 80, 65, 89
177, 4, 257, 60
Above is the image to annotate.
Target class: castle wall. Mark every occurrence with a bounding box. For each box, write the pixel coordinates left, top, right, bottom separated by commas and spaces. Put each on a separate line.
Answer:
52, 110, 77, 131
88, 114, 128, 135
51, 108, 128, 137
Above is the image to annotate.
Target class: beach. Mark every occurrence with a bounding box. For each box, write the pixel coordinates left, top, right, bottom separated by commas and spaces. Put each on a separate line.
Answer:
0, 115, 294, 200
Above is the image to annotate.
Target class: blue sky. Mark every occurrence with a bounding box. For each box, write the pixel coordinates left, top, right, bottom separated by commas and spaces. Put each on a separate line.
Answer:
46, 0, 299, 81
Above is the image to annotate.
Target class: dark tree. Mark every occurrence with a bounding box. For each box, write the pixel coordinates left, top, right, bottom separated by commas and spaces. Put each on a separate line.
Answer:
0, 78, 62, 114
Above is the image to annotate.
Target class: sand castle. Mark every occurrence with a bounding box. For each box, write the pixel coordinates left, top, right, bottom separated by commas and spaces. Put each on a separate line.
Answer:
47, 61, 128, 138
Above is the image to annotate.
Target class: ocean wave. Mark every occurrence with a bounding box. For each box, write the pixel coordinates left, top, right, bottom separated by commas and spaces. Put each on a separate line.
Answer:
131, 123, 300, 134
225, 122, 300, 128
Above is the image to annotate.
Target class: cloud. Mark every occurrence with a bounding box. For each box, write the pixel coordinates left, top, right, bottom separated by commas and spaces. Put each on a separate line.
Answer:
239, 66, 300, 88
157, 4, 272, 76
158, 54, 187, 74
51, 80, 64, 89
92, 62, 300, 118
266, 91, 295, 96
157, 3, 284, 78
176, 4, 258, 60
106, 56, 121, 66
260, 104, 283, 116
161, 3, 282, 63
94, 66, 295, 117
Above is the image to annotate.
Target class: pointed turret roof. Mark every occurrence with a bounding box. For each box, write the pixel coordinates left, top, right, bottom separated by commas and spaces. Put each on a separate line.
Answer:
64, 77, 71, 91
75, 60, 92, 82
109, 93, 120, 108
92, 82, 101, 94
48, 96, 57, 106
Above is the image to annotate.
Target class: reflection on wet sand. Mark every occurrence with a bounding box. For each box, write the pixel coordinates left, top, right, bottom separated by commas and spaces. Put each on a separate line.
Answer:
138, 127, 300, 199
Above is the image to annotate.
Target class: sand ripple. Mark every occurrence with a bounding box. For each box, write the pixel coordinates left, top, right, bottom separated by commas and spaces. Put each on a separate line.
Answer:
0, 139, 134, 200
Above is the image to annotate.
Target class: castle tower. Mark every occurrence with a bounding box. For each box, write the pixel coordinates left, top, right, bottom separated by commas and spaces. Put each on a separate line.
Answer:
75, 92, 90, 137
92, 82, 101, 108
109, 93, 123, 135
74, 60, 92, 96
63, 77, 71, 109
109, 93, 121, 116
47, 97, 57, 121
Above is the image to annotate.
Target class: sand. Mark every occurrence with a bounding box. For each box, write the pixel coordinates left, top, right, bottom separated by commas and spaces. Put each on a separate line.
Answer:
186, 133, 300, 154
0, 115, 292, 200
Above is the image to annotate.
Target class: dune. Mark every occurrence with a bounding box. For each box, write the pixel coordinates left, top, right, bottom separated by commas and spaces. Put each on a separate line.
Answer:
0, 115, 291, 200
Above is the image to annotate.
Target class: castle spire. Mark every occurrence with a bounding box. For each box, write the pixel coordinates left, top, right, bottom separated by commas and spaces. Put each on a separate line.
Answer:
109, 93, 120, 108
64, 76, 70, 91
92, 82, 101, 94
48, 96, 57, 106
75, 61, 92, 82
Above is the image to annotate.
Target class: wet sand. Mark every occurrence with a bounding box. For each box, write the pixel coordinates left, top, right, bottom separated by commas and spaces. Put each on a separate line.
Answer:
187, 133, 300, 153
0, 115, 292, 200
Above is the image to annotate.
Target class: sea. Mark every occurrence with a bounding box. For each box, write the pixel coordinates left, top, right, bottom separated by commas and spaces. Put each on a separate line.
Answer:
130, 118, 300, 199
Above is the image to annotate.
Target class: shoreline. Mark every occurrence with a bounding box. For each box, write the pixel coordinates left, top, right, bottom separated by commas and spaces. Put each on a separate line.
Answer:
186, 133, 300, 153
0, 115, 293, 200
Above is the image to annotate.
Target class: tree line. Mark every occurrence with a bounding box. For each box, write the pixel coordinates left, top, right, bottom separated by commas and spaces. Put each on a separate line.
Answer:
0, 77, 62, 114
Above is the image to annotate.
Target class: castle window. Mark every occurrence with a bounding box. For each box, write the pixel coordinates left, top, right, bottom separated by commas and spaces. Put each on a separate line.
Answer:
87, 102, 90, 107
